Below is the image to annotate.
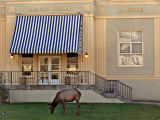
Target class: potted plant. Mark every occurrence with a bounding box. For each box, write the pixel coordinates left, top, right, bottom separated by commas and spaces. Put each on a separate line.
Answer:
0, 76, 8, 104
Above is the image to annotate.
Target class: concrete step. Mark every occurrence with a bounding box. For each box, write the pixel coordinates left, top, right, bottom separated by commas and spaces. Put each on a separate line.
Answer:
91, 85, 131, 103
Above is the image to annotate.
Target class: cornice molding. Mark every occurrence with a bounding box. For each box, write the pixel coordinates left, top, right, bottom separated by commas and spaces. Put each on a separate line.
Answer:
94, 15, 160, 19
95, 1, 160, 5
5, 0, 93, 5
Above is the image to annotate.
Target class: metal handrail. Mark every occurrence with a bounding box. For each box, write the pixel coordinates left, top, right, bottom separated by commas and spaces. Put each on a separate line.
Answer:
0, 71, 132, 101
91, 73, 132, 102
0, 71, 90, 85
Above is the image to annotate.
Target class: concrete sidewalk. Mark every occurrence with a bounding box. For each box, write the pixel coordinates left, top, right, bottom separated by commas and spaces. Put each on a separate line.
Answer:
133, 101, 160, 106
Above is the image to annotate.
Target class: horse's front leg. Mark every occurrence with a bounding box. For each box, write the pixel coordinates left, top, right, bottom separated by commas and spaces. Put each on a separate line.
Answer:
76, 99, 80, 115
62, 101, 66, 115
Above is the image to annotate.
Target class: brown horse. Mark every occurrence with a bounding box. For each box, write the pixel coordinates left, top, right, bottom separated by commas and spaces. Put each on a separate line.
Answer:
48, 88, 81, 115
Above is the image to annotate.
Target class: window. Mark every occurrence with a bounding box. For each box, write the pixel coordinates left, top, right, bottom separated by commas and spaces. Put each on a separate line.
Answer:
118, 31, 143, 66
67, 53, 78, 71
22, 54, 33, 76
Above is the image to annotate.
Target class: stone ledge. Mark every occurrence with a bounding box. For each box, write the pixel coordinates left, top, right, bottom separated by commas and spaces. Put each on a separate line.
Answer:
5, 85, 94, 90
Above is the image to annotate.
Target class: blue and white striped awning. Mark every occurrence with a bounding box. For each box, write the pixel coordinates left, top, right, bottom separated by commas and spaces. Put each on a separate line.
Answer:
10, 15, 82, 54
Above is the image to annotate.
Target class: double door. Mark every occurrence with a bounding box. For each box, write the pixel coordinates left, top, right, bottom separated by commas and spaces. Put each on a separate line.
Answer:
39, 56, 61, 85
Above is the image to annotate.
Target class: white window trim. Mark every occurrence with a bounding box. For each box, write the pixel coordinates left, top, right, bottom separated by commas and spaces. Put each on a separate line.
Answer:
38, 56, 61, 85
117, 30, 144, 67
38, 56, 61, 72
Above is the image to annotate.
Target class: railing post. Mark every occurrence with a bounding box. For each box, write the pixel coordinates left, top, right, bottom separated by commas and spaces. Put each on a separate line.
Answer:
37, 71, 38, 85
10, 72, 12, 85
87, 71, 89, 85
130, 87, 132, 102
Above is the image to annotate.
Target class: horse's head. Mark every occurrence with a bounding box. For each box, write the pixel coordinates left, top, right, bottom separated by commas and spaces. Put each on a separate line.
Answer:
48, 103, 55, 114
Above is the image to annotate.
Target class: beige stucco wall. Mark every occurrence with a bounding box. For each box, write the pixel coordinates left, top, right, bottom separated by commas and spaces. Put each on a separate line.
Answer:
94, 17, 160, 101
0, 19, 6, 71
95, 18, 107, 77
9, 90, 123, 103
120, 79, 160, 101
5, 15, 19, 71
155, 18, 160, 77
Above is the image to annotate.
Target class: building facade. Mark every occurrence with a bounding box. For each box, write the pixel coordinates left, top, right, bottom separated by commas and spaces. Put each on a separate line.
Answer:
0, 0, 160, 101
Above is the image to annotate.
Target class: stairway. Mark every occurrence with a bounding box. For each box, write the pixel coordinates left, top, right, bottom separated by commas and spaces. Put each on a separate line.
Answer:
90, 74, 132, 103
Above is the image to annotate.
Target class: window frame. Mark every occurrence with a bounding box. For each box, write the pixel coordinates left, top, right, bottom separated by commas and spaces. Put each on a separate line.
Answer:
21, 55, 34, 77
118, 29, 144, 67
66, 53, 78, 71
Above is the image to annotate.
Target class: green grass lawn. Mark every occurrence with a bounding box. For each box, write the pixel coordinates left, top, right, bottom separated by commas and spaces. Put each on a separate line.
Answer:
0, 103, 160, 120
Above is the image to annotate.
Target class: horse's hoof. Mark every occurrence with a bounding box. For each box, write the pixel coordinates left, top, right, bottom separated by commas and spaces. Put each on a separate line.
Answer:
76, 113, 80, 116
62, 113, 66, 115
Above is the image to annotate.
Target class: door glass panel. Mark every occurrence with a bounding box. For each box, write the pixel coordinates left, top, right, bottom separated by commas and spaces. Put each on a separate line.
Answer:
39, 57, 60, 84
50, 57, 60, 81
40, 58, 48, 64
51, 58, 59, 64
39, 57, 49, 84
40, 65, 48, 72
51, 65, 59, 71
40, 57, 48, 73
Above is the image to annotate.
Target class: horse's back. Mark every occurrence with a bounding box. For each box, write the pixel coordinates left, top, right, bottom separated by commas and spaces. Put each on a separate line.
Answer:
58, 88, 81, 102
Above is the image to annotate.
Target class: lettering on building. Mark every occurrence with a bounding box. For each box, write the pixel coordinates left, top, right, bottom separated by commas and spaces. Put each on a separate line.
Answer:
28, 7, 49, 12
53, 6, 71, 11
119, 8, 143, 13
27, 6, 71, 12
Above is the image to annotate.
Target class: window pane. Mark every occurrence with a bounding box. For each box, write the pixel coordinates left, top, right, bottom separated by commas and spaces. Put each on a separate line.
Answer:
40, 65, 48, 72
51, 58, 59, 64
51, 65, 59, 71
131, 31, 142, 42
67, 55, 78, 70
40, 58, 48, 64
22, 65, 33, 76
67, 64, 78, 69
132, 43, 142, 53
119, 55, 143, 66
119, 32, 131, 42
120, 43, 130, 53
67, 57, 78, 64
22, 57, 33, 64
22, 65, 33, 71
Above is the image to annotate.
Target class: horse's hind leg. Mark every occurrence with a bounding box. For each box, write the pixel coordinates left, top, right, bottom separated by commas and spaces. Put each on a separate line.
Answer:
75, 98, 80, 115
